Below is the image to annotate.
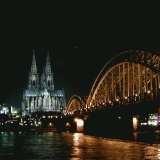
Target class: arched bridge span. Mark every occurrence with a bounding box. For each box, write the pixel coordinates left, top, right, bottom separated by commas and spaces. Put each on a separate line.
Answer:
66, 94, 86, 114
66, 50, 160, 114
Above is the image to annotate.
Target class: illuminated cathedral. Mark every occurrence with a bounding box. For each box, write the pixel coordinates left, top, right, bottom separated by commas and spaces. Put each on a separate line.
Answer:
22, 51, 66, 116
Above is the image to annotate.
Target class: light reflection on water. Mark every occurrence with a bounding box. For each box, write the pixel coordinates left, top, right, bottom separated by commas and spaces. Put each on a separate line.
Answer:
0, 131, 160, 159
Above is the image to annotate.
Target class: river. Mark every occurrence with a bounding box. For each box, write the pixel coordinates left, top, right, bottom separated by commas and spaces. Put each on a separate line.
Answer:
0, 131, 160, 159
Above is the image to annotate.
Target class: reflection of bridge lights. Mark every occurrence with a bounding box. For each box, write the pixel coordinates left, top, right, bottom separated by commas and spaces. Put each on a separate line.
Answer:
74, 133, 79, 141
147, 90, 150, 93
135, 94, 138, 96
158, 144, 160, 152
157, 153, 160, 159
125, 96, 128, 99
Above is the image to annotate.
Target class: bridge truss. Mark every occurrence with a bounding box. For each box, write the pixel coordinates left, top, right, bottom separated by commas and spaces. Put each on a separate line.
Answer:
66, 94, 86, 114
66, 50, 160, 114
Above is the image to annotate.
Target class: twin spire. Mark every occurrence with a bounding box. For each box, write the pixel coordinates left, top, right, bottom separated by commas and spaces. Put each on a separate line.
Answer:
31, 50, 51, 74
31, 50, 37, 73
29, 50, 54, 90
45, 51, 51, 73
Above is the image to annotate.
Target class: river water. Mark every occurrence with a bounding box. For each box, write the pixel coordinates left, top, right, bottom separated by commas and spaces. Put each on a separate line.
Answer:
0, 131, 160, 160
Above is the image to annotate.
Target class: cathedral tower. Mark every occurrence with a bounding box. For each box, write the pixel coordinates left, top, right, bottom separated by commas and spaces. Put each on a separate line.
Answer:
41, 51, 54, 90
22, 50, 66, 117
28, 50, 39, 90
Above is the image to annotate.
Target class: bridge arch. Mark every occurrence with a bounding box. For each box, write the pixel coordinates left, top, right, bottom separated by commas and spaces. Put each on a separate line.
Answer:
86, 50, 160, 110
66, 94, 86, 114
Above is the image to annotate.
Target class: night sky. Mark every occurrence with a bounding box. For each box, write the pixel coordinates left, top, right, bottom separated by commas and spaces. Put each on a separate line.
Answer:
0, 3, 159, 108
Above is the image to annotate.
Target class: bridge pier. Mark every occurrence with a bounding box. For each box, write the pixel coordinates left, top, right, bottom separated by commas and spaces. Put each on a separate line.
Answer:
60, 98, 160, 136
83, 99, 160, 135
83, 110, 133, 137
55, 115, 85, 133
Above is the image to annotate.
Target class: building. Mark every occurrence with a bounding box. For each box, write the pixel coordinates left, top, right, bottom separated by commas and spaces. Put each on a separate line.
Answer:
22, 51, 66, 117
0, 104, 9, 114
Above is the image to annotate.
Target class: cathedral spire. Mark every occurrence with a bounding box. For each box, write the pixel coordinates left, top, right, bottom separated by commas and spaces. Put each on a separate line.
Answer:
45, 51, 51, 73
28, 50, 39, 90
31, 50, 37, 73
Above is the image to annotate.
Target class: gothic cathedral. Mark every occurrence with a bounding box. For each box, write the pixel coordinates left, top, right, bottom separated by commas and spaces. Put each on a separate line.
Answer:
22, 51, 66, 116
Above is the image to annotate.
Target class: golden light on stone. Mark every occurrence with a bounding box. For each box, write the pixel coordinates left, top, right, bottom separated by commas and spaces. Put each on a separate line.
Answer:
133, 117, 138, 131
75, 118, 84, 132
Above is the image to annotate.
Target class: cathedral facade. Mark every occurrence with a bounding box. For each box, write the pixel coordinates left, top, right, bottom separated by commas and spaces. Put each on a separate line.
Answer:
22, 51, 66, 116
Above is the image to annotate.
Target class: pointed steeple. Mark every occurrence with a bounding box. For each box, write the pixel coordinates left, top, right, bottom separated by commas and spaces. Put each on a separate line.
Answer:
28, 50, 40, 90
31, 50, 37, 73
45, 51, 51, 73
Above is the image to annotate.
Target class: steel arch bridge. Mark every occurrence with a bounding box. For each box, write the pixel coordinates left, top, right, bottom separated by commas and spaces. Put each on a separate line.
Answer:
66, 94, 86, 114
66, 50, 160, 114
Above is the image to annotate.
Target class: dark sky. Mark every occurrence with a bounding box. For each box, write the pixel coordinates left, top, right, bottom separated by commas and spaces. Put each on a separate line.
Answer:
0, 3, 159, 108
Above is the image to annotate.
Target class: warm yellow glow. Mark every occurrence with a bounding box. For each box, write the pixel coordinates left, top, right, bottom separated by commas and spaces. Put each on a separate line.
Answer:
158, 144, 160, 152
65, 122, 70, 127
133, 117, 138, 131
73, 133, 79, 141
76, 119, 84, 126
75, 118, 84, 126
133, 117, 137, 124
147, 90, 150, 93
75, 118, 78, 122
